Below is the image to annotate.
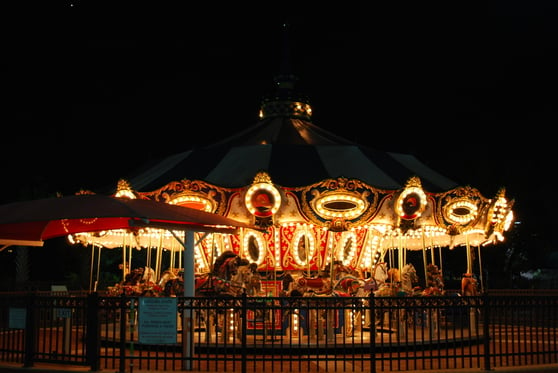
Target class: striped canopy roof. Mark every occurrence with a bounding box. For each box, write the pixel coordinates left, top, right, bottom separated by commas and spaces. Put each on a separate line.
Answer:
127, 116, 457, 193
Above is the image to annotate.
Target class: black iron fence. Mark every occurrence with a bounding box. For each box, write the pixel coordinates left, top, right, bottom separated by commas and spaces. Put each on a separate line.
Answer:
0, 291, 556, 372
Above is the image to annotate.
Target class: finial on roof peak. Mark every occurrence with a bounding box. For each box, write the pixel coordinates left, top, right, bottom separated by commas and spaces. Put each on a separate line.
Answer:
259, 22, 312, 121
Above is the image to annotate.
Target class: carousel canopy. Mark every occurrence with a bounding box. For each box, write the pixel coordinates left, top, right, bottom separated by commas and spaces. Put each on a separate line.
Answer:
126, 113, 458, 193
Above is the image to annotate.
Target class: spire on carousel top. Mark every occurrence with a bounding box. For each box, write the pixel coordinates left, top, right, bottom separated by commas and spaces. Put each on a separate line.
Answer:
259, 22, 312, 121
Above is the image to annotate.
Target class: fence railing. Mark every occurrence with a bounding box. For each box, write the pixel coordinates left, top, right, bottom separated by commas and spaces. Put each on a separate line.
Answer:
0, 291, 556, 372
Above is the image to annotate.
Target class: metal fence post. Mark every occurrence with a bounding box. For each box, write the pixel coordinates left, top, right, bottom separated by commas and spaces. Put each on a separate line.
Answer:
482, 293, 491, 371
119, 293, 128, 373
86, 292, 100, 371
370, 292, 376, 373
23, 292, 37, 368
241, 292, 247, 373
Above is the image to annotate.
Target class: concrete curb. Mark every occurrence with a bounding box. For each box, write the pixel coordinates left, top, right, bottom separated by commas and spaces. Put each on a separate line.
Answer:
0, 362, 557, 373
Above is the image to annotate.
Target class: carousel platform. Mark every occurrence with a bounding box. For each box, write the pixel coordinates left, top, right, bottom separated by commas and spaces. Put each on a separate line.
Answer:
98, 324, 485, 353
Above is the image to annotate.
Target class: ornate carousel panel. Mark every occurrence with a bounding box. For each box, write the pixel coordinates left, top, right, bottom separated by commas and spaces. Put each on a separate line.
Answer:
71, 172, 513, 285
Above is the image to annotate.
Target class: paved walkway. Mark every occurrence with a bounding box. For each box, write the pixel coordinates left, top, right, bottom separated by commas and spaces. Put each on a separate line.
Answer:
0, 361, 557, 373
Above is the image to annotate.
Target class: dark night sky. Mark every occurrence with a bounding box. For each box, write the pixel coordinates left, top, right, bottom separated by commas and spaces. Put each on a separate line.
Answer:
3, 2, 558, 248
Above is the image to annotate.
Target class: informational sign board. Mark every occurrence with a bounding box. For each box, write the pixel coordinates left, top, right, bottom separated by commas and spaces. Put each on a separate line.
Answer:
51, 285, 71, 318
51, 285, 68, 292
56, 308, 72, 318
8, 308, 26, 329
138, 297, 177, 344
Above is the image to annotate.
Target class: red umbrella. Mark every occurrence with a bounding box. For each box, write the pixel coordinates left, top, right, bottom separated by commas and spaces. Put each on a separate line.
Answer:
0, 194, 259, 247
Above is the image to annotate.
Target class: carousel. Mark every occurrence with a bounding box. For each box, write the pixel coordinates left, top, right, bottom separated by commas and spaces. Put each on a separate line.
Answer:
70, 71, 515, 299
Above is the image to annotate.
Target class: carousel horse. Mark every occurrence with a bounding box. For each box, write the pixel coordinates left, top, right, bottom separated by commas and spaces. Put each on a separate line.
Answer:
142, 266, 156, 283
359, 262, 389, 294
373, 263, 419, 330
279, 271, 345, 341
122, 267, 144, 286
278, 270, 322, 296
372, 262, 389, 286
331, 261, 361, 279
331, 275, 367, 337
193, 251, 250, 342
294, 275, 333, 296
106, 266, 161, 296
421, 263, 444, 296
400, 263, 419, 295
279, 272, 297, 296
334, 276, 364, 296
375, 265, 400, 297
279, 270, 339, 337
342, 261, 388, 333
281, 264, 389, 338
287, 261, 357, 296
387, 267, 400, 284
212, 251, 249, 283
195, 251, 250, 297
297, 264, 379, 338
158, 268, 184, 296
377, 263, 419, 296
232, 262, 263, 296
282, 261, 389, 298
375, 265, 406, 296
137, 266, 160, 296
283, 260, 365, 297
461, 273, 479, 296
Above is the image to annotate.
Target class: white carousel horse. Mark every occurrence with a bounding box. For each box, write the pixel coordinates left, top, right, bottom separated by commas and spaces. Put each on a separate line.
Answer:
231, 262, 262, 296
363, 262, 388, 294
400, 263, 419, 295
142, 266, 156, 283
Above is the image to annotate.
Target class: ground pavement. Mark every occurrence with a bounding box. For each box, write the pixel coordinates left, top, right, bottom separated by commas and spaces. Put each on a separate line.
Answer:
0, 361, 557, 373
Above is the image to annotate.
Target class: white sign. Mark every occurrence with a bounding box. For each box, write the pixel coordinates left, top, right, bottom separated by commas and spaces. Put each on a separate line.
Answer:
9, 308, 26, 329
56, 308, 72, 318
138, 297, 177, 344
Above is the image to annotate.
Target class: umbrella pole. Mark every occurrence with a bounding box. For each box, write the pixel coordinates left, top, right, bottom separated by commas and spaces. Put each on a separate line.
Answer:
182, 230, 195, 370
